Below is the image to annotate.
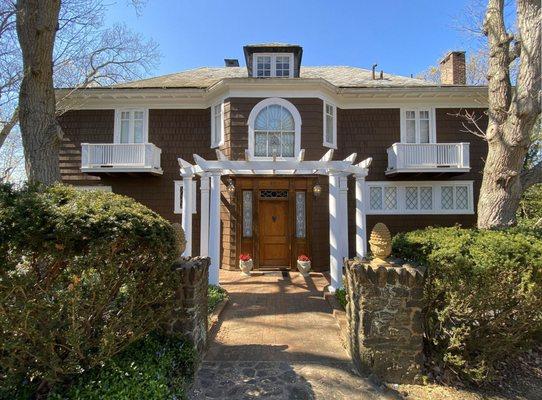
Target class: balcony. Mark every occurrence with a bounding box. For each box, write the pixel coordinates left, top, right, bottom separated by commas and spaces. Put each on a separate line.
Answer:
81, 143, 163, 175
386, 142, 470, 175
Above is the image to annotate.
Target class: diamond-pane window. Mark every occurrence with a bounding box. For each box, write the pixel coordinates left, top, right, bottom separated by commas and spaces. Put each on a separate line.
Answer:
384, 186, 397, 210
441, 186, 454, 209
370, 187, 383, 210
242, 191, 252, 237
456, 186, 468, 209
405, 187, 418, 210
420, 187, 433, 210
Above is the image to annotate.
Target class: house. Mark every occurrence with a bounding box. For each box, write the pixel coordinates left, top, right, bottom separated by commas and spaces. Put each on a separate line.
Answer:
58, 43, 488, 290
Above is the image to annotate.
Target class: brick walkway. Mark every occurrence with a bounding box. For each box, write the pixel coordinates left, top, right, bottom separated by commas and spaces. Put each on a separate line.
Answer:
188, 270, 395, 400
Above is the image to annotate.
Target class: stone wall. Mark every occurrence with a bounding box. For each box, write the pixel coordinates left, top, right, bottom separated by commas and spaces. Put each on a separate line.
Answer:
344, 259, 425, 383
164, 256, 210, 353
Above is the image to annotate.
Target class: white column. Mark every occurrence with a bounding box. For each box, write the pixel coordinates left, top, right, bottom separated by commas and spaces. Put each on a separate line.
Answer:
208, 171, 221, 286
328, 172, 349, 292
199, 173, 210, 256
355, 174, 368, 259
181, 173, 193, 257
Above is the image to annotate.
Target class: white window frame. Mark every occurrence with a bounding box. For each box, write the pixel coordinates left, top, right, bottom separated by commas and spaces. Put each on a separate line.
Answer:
211, 102, 224, 148
247, 97, 302, 160
366, 181, 474, 215
173, 180, 197, 214
114, 108, 149, 143
323, 101, 337, 149
400, 107, 437, 144
252, 53, 294, 78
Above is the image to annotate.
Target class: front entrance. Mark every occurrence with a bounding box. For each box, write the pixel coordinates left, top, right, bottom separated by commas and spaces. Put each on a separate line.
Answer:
259, 192, 290, 267
235, 177, 313, 270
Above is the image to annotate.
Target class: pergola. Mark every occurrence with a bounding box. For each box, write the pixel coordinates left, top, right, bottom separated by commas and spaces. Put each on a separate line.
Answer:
178, 149, 372, 292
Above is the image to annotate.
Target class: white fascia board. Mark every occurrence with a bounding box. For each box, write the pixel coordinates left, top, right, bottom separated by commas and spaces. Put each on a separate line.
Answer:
57, 80, 488, 110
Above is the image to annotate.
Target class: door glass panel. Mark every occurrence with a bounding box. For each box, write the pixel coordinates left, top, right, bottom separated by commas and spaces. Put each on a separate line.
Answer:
242, 191, 253, 237
419, 110, 430, 143
133, 111, 144, 143
120, 111, 130, 143
295, 191, 306, 238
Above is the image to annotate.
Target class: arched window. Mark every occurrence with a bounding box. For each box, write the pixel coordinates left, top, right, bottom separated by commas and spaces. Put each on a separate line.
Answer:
248, 98, 301, 159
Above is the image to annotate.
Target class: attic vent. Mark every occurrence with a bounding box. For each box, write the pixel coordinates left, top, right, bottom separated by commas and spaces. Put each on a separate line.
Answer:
224, 59, 239, 67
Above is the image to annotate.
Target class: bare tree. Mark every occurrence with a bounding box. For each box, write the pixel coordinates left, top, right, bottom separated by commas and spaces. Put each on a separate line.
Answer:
6, 0, 158, 184
476, 0, 541, 229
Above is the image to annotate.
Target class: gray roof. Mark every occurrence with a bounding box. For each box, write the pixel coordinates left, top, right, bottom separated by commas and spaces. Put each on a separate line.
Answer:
110, 66, 435, 89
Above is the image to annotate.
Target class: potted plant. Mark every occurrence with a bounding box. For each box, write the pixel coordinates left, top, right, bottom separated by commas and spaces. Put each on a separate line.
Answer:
297, 254, 311, 276
239, 253, 253, 275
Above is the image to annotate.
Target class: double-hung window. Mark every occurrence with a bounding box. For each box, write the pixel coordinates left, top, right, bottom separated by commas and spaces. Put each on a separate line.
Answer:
323, 102, 337, 148
114, 109, 148, 143
211, 102, 224, 148
401, 108, 435, 143
253, 53, 293, 78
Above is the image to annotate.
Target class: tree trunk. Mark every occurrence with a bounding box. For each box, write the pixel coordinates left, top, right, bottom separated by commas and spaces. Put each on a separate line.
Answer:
477, 0, 541, 229
16, 0, 61, 185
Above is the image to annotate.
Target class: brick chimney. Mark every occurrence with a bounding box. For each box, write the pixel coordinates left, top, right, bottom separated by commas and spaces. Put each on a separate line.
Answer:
439, 51, 466, 85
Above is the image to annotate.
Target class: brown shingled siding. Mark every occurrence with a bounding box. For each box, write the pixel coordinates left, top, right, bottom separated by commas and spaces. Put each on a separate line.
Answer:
59, 103, 488, 272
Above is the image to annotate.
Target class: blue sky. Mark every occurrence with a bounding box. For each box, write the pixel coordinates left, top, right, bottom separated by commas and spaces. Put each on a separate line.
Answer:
104, 0, 481, 79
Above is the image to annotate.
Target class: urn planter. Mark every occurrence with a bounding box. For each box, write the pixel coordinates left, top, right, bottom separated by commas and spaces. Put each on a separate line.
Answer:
239, 259, 253, 275
297, 260, 311, 276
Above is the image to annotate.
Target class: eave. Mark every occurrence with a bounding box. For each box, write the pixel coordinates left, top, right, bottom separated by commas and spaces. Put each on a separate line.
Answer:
57, 78, 488, 110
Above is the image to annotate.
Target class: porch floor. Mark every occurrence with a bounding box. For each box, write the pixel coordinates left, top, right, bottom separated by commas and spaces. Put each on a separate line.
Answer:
188, 270, 395, 399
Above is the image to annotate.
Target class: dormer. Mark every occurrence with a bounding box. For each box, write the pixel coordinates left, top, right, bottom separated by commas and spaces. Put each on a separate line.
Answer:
243, 43, 303, 78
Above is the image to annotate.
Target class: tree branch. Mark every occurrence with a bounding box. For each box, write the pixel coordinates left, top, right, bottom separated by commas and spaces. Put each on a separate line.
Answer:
521, 161, 542, 190
0, 108, 18, 148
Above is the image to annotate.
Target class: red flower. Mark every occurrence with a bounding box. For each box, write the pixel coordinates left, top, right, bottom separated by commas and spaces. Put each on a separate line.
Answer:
239, 253, 251, 262
298, 255, 310, 262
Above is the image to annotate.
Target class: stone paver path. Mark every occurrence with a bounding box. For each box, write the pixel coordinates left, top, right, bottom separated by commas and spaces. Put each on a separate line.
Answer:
189, 270, 396, 400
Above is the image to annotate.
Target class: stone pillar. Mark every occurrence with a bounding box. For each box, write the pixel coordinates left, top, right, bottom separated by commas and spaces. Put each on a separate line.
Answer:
166, 256, 210, 353
200, 173, 210, 257
328, 172, 348, 292
208, 171, 221, 286
345, 259, 425, 383
181, 173, 193, 257
354, 174, 367, 259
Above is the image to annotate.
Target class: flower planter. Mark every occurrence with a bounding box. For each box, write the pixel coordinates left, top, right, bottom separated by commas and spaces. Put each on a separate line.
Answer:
239, 259, 253, 275
297, 260, 311, 276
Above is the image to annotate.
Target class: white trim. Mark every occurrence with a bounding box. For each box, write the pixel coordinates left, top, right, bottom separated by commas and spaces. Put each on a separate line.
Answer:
173, 180, 197, 214
210, 101, 224, 148
59, 83, 489, 110
74, 185, 112, 192
323, 101, 337, 149
366, 180, 474, 215
114, 108, 149, 143
252, 53, 294, 78
400, 107, 436, 143
247, 97, 302, 160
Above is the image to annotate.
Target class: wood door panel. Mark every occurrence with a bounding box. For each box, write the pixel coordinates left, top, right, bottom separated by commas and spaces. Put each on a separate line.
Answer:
259, 200, 289, 267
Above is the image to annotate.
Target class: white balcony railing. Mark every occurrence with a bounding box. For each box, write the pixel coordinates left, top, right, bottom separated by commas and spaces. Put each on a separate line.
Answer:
81, 143, 162, 174
386, 142, 470, 174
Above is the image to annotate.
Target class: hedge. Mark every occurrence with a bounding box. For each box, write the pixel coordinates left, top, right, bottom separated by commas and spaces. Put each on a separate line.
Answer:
393, 226, 542, 383
0, 184, 182, 390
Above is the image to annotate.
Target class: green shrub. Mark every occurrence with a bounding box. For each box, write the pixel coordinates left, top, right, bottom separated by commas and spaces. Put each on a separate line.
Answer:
0, 184, 181, 388
335, 288, 347, 309
208, 284, 227, 314
49, 333, 196, 400
518, 184, 542, 228
393, 226, 542, 383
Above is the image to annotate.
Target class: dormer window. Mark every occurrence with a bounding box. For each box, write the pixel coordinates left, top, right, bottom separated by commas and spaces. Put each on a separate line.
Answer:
253, 53, 294, 78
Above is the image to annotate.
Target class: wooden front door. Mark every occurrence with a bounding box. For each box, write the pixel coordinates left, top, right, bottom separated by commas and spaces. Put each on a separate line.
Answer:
259, 197, 290, 267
